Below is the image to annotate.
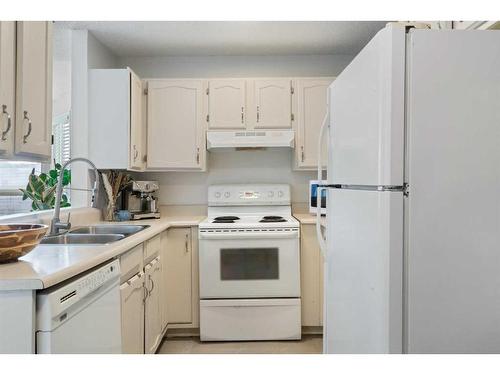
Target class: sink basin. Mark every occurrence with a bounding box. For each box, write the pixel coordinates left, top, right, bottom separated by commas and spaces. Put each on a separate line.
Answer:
69, 224, 149, 237
40, 233, 125, 245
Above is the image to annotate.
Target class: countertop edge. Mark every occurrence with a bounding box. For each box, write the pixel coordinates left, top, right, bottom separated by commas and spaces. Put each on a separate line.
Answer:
0, 216, 204, 291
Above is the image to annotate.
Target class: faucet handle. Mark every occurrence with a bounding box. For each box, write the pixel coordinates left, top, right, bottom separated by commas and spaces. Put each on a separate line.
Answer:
60, 212, 72, 231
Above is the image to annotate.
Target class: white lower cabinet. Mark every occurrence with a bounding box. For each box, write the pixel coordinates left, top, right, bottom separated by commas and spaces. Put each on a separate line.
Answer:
300, 224, 324, 327
120, 272, 145, 354
163, 227, 199, 329
144, 257, 162, 354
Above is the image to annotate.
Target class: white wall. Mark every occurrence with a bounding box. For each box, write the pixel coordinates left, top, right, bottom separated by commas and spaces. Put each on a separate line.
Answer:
121, 53, 352, 205
52, 28, 72, 118
143, 149, 314, 205
71, 30, 120, 207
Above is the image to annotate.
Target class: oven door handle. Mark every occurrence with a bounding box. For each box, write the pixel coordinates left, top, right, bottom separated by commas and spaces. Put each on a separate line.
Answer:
199, 231, 299, 240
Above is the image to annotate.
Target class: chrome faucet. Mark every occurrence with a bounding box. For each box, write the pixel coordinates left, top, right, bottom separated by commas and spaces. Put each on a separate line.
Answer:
49, 158, 100, 236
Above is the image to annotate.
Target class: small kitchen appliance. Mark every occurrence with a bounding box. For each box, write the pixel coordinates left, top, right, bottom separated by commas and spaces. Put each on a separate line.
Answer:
123, 181, 160, 220
309, 180, 326, 215
198, 184, 301, 341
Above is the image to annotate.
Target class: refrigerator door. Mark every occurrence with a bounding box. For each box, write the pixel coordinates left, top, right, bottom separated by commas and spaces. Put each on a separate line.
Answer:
405, 30, 500, 353
328, 25, 405, 186
325, 188, 403, 353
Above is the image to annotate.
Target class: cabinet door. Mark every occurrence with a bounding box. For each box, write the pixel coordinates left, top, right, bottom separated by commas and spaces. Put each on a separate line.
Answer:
294, 78, 333, 169
147, 80, 206, 170
164, 228, 192, 324
129, 70, 144, 170
120, 272, 145, 354
300, 224, 323, 327
0, 22, 15, 155
145, 257, 162, 354
208, 79, 246, 129
251, 79, 292, 129
15, 21, 52, 159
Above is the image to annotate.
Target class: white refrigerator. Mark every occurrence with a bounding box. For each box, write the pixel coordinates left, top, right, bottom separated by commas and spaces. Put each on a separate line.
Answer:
316, 24, 500, 354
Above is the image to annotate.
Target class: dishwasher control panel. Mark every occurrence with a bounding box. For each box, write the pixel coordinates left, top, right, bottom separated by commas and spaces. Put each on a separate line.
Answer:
76, 260, 120, 297
37, 259, 121, 327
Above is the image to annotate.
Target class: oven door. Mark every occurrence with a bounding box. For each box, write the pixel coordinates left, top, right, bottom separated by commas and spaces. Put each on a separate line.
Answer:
199, 230, 300, 299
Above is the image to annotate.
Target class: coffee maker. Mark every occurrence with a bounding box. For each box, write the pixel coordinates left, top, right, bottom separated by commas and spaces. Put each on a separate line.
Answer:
123, 181, 161, 220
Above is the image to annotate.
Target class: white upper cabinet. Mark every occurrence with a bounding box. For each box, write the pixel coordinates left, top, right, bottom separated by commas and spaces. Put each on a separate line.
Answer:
0, 22, 15, 156
293, 78, 334, 170
250, 79, 292, 129
208, 79, 246, 130
89, 68, 145, 170
14, 21, 52, 160
129, 71, 144, 170
146, 79, 207, 170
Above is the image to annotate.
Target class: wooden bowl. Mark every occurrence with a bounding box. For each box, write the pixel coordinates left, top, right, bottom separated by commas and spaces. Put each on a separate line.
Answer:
0, 224, 48, 263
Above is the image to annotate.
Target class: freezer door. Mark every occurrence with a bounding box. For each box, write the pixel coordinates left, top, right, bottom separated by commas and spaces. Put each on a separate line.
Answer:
328, 25, 405, 186
406, 30, 500, 353
325, 188, 403, 353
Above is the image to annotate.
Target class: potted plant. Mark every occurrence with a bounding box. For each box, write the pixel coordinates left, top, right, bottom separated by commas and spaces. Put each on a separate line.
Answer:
20, 163, 71, 211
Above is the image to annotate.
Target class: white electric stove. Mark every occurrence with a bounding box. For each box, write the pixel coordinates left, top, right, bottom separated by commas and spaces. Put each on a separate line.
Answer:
198, 184, 301, 342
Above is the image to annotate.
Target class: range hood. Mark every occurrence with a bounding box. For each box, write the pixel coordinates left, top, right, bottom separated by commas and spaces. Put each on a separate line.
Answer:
206, 130, 295, 150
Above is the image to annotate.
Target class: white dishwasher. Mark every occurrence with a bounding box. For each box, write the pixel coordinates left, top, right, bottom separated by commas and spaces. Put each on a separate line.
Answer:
36, 259, 122, 354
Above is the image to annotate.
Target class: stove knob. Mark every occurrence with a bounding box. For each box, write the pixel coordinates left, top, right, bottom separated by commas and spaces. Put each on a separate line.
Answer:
224, 192, 231, 198
215, 192, 221, 199
268, 191, 274, 198
278, 190, 284, 198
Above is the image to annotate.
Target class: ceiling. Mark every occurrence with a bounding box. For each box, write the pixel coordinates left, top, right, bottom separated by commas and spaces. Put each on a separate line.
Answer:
56, 21, 388, 57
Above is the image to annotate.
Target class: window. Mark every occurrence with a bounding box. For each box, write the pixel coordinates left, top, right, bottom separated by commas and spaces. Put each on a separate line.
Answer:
0, 161, 42, 215
52, 112, 71, 166
0, 112, 71, 216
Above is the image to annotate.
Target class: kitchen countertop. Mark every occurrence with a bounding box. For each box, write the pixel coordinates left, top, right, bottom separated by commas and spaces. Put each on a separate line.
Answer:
0, 208, 205, 291
293, 213, 326, 226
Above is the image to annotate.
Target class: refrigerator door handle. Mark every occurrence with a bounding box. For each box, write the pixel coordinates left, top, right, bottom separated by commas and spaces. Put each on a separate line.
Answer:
316, 100, 330, 258
317, 104, 329, 181
316, 186, 327, 258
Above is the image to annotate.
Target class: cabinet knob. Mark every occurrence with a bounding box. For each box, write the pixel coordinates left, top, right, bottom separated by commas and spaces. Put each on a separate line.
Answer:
22, 110, 32, 144
1, 105, 12, 141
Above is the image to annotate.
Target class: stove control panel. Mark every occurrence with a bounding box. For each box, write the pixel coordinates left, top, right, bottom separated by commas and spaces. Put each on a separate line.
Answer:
208, 184, 290, 206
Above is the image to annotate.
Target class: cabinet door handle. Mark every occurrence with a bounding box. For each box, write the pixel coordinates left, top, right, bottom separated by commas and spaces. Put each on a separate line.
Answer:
142, 283, 149, 303
301, 146, 305, 162
241, 106, 244, 124
133, 145, 138, 161
1, 105, 12, 141
196, 147, 200, 164
184, 233, 189, 253
148, 274, 155, 294
22, 110, 32, 144
256, 106, 260, 123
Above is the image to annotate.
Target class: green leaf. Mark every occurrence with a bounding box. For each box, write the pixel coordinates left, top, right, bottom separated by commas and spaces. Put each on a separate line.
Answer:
49, 170, 58, 180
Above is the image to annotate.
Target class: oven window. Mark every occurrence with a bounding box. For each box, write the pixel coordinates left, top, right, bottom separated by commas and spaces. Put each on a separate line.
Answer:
220, 248, 279, 280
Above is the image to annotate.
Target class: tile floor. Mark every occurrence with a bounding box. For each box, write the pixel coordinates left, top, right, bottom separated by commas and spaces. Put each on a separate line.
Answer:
157, 335, 323, 354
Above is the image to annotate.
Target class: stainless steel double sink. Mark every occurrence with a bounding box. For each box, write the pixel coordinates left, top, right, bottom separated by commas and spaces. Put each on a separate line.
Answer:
40, 224, 150, 245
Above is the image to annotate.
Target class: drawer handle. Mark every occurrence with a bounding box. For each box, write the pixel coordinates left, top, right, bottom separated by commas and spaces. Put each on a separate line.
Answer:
185, 233, 189, 253
1, 105, 12, 141
142, 284, 148, 303
301, 146, 305, 162
22, 110, 32, 143
148, 274, 155, 294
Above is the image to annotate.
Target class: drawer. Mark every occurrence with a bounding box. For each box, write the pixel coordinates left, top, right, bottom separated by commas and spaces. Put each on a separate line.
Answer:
200, 298, 301, 341
144, 234, 161, 263
120, 244, 144, 283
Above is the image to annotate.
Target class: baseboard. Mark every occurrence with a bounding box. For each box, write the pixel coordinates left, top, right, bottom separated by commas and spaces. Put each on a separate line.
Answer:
164, 326, 323, 339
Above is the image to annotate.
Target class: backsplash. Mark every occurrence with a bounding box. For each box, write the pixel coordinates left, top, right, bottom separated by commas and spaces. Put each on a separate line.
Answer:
139, 148, 315, 206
